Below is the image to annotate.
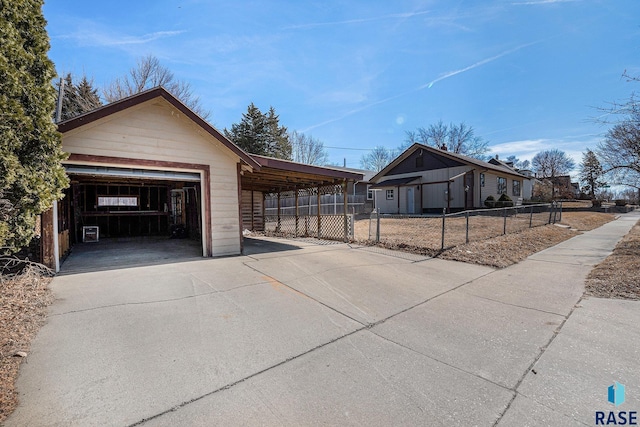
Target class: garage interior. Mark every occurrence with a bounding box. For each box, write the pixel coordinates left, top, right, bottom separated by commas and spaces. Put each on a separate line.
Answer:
51, 165, 205, 272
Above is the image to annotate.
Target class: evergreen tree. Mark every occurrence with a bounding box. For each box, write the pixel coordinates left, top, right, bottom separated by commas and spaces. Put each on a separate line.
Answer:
579, 149, 606, 198
0, 0, 69, 253
224, 104, 292, 159
56, 73, 103, 121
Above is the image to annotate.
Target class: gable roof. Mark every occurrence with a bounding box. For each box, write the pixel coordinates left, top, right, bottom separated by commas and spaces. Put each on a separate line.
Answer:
57, 86, 261, 170
371, 143, 529, 182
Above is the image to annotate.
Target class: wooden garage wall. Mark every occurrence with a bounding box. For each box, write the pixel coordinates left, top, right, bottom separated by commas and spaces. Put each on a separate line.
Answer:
62, 99, 242, 256
241, 190, 264, 231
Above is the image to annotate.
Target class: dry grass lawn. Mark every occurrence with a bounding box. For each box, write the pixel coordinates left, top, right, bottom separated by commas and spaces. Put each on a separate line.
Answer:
355, 211, 615, 268
585, 221, 640, 300
0, 264, 53, 423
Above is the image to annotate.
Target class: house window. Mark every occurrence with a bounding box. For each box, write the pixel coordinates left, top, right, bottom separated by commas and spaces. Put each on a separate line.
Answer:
497, 177, 507, 194
480, 173, 485, 187
367, 185, 373, 200
513, 180, 521, 197
415, 155, 424, 168
386, 189, 394, 200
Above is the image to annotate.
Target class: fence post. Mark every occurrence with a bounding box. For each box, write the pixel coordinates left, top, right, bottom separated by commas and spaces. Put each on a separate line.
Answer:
441, 208, 446, 250
465, 211, 469, 244
529, 205, 534, 228
503, 207, 507, 235
376, 209, 380, 243
342, 180, 348, 243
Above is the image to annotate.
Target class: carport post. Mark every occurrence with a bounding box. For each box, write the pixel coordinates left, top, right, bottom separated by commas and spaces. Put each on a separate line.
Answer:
277, 190, 281, 233
317, 187, 321, 238
294, 188, 299, 237
342, 180, 349, 242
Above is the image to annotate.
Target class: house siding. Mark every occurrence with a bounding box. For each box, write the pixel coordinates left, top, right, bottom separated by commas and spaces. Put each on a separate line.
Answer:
62, 99, 242, 256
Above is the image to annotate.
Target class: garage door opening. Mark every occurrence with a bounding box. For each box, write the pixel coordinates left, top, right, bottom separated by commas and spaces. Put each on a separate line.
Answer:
52, 165, 207, 271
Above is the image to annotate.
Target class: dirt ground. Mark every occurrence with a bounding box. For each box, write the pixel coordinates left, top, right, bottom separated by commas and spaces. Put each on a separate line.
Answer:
354, 211, 616, 268
0, 264, 53, 423
585, 221, 640, 300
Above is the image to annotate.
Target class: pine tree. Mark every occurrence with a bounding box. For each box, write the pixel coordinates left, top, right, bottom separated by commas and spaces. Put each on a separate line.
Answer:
0, 0, 69, 253
224, 104, 292, 159
56, 73, 102, 121
579, 149, 606, 198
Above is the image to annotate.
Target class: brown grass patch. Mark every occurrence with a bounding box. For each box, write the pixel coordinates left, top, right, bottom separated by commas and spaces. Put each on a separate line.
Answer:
0, 263, 53, 423
354, 211, 615, 268
585, 220, 640, 300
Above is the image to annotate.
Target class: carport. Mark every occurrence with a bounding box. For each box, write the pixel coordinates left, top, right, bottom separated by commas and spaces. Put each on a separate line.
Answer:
239, 156, 363, 242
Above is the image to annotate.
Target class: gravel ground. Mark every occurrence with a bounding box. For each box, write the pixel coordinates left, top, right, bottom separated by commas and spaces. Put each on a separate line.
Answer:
585, 220, 640, 300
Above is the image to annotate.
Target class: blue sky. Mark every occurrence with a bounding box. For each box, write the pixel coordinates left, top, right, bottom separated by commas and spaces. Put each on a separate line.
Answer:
43, 0, 640, 172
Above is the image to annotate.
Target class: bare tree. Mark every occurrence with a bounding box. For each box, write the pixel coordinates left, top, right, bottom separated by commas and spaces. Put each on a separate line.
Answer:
405, 120, 489, 160
360, 146, 392, 172
290, 131, 329, 165
532, 149, 575, 178
103, 55, 210, 119
594, 71, 640, 199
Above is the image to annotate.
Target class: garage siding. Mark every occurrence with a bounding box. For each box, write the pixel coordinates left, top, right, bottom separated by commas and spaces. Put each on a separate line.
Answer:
62, 99, 242, 256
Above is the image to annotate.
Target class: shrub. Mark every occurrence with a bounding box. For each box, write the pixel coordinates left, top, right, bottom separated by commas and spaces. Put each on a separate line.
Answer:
496, 194, 514, 208
484, 195, 496, 208
615, 199, 627, 207
592, 199, 602, 208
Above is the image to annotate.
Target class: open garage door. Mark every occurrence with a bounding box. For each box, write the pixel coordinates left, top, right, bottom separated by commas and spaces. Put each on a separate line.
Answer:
59, 165, 206, 267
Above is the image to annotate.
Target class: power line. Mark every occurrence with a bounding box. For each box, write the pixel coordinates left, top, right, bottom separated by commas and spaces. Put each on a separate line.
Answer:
324, 145, 377, 151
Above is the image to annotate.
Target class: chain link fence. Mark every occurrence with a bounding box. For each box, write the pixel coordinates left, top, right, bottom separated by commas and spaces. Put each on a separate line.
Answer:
357, 203, 561, 251
264, 214, 354, 241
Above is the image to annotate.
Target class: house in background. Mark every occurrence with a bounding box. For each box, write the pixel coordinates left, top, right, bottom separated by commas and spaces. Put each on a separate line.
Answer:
329, 167, 377, 213
370, 143, 533, 214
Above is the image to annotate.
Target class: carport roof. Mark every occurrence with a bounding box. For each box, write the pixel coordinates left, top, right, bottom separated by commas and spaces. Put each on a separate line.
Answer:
242, 155, 364, 193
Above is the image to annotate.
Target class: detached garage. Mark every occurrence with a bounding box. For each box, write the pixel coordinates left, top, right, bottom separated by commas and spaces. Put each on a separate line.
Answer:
41, 87, 362, 271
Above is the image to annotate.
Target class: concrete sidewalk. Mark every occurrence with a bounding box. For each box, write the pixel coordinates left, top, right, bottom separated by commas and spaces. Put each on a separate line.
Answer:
6, 212, 640, 426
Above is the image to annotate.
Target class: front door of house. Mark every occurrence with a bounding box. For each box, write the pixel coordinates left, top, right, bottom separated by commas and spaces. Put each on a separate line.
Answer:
465, 171, 474, 209
407, 187, 415, 214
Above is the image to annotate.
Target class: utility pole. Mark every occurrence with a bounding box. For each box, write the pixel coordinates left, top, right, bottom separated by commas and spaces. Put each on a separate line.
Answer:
55, 77, 65, 123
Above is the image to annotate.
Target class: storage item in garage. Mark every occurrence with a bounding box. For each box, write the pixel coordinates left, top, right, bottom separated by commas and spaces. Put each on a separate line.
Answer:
82, 226, 99, 242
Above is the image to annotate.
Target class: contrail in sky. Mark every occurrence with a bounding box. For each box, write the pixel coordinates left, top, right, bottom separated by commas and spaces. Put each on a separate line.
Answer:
303, 41, 541, 132
420, 40, 540, 90
284, 10, 430, 30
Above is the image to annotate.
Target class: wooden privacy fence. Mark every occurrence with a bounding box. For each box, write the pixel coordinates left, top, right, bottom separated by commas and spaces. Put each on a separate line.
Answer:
264, 214, 354, 241
362, 203, 560, 251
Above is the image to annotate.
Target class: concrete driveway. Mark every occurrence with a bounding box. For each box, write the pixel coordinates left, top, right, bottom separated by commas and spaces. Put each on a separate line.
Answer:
7, 212, 640, 426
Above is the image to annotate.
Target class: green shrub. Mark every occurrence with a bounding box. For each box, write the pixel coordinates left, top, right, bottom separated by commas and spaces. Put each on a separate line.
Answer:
495, 194, 514, 208
484, 195, 496, 208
